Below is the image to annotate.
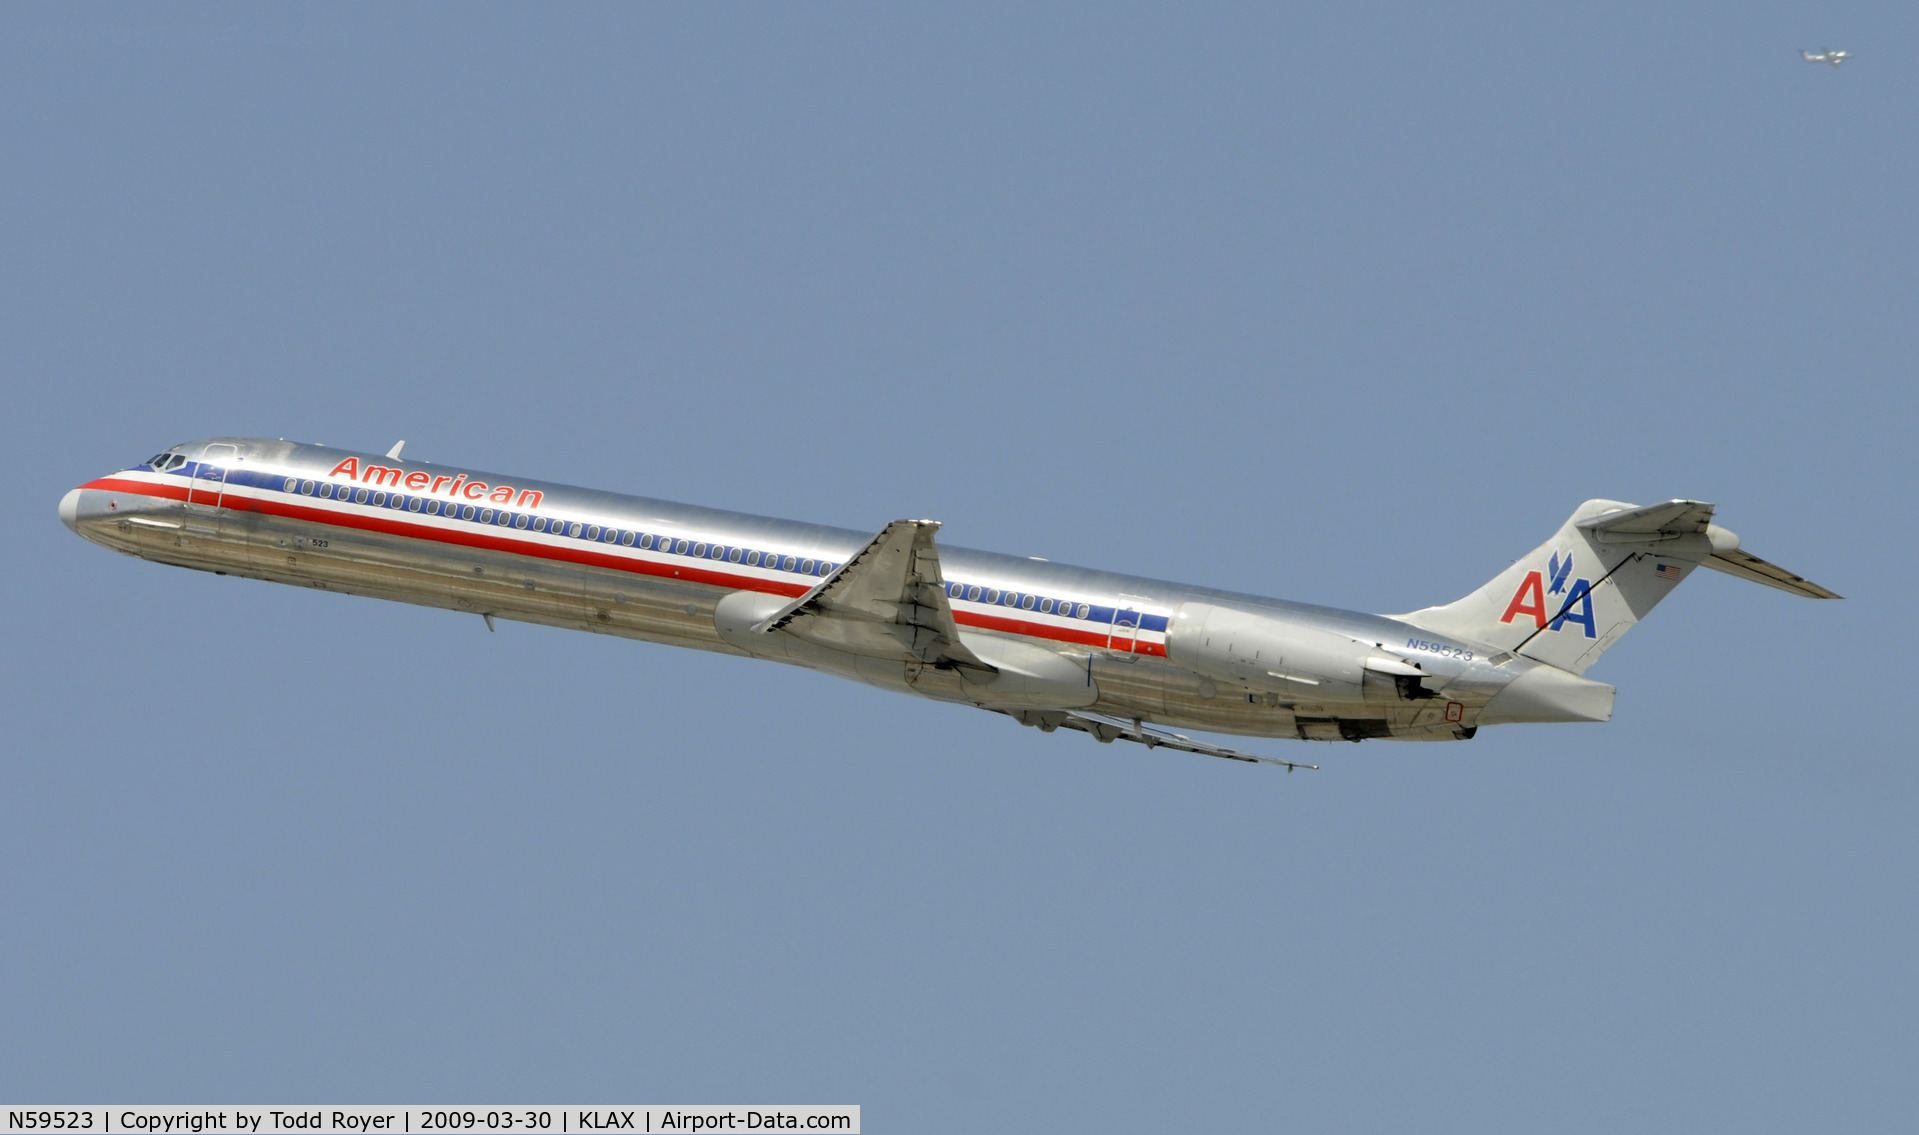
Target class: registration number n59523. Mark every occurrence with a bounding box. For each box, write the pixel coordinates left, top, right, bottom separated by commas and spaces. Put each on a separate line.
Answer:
1405, 637, 1473, 662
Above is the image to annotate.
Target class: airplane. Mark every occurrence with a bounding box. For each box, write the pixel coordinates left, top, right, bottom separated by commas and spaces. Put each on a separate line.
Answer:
1801, 48, 1850, 66
60, 438, 1838, 770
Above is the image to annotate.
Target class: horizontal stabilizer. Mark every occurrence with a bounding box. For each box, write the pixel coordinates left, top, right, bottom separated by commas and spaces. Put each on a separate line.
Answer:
1576, 499, 1716, 541
1398, 498, 1836, 675
1702, 548, 1841, 599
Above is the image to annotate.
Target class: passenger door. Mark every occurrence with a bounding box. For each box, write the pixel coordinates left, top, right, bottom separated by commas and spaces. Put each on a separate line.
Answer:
187, 443, 238, 509
1108, 604, 1142, 654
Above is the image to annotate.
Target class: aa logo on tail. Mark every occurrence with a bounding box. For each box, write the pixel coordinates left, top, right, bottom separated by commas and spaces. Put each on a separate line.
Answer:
1500, 551, 1596, 638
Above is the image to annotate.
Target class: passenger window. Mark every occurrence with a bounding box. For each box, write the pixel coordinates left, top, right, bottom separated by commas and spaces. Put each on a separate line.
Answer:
410, 498, 424, 512
638, 533, 653, 549
567, 522, 583, 537
318, 484, 333, 499
426, 500, 441, 515
746, 550, 760, 566
1021, 594, 1036, 610
373, 492, 388, 506
781, 555, 797, 571
301, 480, 315, 494
283, 478, 298, 492
459, 505, 475, 520
676, 539, 690, 554
798, 559, 814, 574
1076, 603, 1091, 618
1039, 598, 1054, 613
728, 547, 742, 562
480, 508, 495, 523
517, 514, 530, 529
620, 530, 634, 545
985, 589, 1000, 604
966, 585, 981, 601
586, 525, 600, 540
395, 495, 408, 509
499, 511, 513, 525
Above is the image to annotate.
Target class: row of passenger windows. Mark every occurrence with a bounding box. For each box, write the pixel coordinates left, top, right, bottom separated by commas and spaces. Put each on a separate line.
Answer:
278, 475, 1095, 617
946, 581, 1091, 619
281, 476, 839, 576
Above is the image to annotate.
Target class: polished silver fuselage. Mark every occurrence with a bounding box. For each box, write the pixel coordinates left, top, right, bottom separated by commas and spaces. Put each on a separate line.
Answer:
64, 438, 1515, 742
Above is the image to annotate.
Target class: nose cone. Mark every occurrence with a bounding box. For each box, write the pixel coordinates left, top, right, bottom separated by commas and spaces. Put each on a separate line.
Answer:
60, 487, 83, 534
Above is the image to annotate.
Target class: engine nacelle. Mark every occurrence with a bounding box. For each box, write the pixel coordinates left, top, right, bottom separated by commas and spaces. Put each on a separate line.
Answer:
1166, 602, 1436, 704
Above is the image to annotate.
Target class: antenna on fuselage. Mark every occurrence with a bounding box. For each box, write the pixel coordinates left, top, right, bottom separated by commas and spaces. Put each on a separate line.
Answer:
386, 440, 406, 459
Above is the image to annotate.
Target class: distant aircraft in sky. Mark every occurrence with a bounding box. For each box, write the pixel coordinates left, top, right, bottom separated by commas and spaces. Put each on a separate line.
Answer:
62, 439, 1837, 769
1801, 48, 1850, 66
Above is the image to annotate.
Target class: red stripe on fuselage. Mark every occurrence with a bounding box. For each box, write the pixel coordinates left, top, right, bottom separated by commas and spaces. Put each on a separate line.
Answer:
76, 475, 1163, 655
84, 475, 190, 500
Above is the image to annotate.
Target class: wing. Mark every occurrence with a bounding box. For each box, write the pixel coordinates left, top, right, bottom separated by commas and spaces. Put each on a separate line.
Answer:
759, 519, 989, 668
1006, 709, 1319, 771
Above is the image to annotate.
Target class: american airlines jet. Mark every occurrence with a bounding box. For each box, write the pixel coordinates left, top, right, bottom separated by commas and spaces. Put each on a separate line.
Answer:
61, 438, 1836, 770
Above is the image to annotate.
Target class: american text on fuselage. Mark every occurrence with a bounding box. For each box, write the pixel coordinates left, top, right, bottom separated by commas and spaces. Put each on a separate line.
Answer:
59, 438, 1836, 763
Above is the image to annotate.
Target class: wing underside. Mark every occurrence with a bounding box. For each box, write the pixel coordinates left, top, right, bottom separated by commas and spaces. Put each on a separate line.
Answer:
760, 518, 987, 668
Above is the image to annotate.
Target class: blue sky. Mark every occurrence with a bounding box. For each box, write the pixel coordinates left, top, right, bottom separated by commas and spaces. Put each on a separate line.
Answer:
3, 4, 1914, 1130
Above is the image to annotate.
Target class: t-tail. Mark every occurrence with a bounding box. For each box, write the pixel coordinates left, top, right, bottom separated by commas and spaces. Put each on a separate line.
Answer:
1398, 499, 1838, 676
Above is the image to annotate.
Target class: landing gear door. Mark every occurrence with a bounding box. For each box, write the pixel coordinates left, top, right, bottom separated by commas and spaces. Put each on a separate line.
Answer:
188, 443, 238, 509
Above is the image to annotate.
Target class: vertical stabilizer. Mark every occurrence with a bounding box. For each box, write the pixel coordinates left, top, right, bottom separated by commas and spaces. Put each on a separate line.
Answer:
1395, 500, 1723, 674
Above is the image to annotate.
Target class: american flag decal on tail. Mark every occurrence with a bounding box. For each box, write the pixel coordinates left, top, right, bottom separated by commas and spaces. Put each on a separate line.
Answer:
1655, 563, 1682, 580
